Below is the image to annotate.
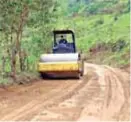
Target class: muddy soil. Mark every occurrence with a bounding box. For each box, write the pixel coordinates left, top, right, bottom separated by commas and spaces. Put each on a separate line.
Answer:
0, 63, 130, 121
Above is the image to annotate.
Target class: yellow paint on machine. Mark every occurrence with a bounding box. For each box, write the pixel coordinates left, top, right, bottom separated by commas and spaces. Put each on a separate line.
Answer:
38, 62, 79, 72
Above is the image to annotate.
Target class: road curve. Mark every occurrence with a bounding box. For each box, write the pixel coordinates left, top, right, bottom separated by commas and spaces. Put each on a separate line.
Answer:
0, 63, 130, 121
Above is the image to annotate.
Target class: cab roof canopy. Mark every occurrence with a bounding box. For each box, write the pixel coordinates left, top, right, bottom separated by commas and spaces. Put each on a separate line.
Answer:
53, 30, 74, 35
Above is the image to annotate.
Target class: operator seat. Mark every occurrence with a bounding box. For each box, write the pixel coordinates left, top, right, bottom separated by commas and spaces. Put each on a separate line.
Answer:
59, 38, 68, 44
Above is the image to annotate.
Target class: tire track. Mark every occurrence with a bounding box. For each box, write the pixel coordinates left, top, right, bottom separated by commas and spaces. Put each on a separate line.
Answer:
32, 68, 100, 121
0, 80, 65, 116
103, 66, 130, 120
101, 66, 128, 121
0, 80, 75, 120
78, 63, 129, 121
20, 78, 87, 121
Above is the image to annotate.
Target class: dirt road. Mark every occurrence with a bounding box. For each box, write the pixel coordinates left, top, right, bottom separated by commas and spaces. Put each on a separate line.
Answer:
0, 63, 130, 121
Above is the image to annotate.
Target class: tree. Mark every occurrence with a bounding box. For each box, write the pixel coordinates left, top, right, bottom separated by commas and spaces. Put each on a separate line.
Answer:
0, 0, 58, 80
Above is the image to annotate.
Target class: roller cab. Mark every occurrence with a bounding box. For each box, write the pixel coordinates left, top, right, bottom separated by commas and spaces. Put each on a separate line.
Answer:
37, 30, 84, 78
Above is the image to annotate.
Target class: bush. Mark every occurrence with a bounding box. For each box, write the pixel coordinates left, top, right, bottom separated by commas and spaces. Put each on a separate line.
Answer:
95, 18, 104, 26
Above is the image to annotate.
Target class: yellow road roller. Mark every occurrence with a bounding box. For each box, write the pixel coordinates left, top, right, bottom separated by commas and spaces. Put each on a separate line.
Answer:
37, 30, 84, 78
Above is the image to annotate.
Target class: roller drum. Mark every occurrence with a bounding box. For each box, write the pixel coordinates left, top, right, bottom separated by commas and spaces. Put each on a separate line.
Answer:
40, 53, 79, 62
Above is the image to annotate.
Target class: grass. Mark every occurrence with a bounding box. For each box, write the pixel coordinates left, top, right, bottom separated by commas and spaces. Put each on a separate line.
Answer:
55, 12, 130, 68
0, 77, 13, 85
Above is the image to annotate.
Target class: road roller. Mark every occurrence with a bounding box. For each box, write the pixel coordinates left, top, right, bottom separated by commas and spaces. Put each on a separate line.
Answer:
37, 30, 84, 78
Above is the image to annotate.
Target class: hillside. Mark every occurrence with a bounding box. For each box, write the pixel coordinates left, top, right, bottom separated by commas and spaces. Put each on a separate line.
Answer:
55, 0, 130, 67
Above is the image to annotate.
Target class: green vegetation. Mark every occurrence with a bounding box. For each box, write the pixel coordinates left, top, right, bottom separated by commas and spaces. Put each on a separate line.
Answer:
55, 0, 130, 67
0, 0, 130, 83
54, 13, 129, 51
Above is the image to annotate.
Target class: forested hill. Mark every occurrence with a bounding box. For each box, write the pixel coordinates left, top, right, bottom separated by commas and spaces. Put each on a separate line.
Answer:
55, 0, 130, 67
66, 0, 129, 15
0, 0, 130, 82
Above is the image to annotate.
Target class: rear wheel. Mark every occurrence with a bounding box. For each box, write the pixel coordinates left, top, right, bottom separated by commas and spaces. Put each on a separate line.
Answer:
80, 71, 83, 76
39, 72, 48, 79
79, 59, 84, 76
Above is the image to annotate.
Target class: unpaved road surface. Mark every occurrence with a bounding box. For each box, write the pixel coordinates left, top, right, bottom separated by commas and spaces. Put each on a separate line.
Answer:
0, 63, 130, 121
